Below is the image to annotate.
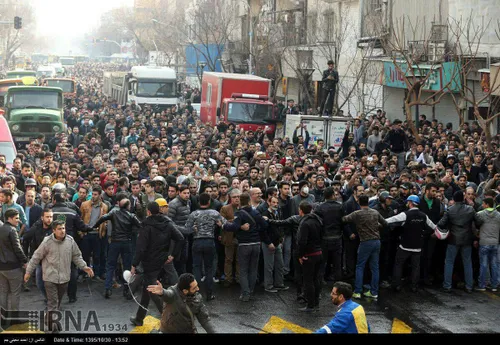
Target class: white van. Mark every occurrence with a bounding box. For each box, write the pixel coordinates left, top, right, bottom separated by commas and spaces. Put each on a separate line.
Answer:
36, 66, 56, 79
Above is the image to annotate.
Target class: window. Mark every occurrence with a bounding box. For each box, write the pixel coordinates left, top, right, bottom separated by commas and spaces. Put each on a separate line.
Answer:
227, 103, 273, 123
323, 12, 334, 42
207, 84, 212, 105
9, 91, 61, 109
136, 82, 176, 97
369, 0, 382, 13
46, 80, 75, 93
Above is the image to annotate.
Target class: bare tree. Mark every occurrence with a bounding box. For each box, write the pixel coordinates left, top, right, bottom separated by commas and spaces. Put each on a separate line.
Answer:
447, 14, 500, 151
0, 0, 36, 68
379, 14, 461, 142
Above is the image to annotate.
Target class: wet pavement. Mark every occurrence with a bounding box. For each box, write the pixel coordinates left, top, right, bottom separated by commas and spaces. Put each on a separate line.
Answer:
2, 278, 499, 333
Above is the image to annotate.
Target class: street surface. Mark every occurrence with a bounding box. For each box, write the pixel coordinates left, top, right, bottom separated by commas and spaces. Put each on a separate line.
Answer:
2, 278, 499, 334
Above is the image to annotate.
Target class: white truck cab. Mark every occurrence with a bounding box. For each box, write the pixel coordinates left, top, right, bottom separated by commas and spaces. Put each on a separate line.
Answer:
127, 66, 178, 108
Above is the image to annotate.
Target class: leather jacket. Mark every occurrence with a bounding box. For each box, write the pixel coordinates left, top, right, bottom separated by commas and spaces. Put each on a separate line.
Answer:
437, 202, 478, 246
160, 285, 215, 334
94, 207, 141, 242
315, 200, 345, 241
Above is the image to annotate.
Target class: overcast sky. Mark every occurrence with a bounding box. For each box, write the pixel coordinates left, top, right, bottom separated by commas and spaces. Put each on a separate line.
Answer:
34, 0, 133, 53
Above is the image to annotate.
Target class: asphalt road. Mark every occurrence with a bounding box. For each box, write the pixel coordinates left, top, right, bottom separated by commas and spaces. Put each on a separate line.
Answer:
2, 277, 499, 334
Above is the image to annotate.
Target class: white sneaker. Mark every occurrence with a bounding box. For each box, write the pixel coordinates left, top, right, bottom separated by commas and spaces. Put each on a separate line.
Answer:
201, 276, 206, 282
213, 277, 219, 283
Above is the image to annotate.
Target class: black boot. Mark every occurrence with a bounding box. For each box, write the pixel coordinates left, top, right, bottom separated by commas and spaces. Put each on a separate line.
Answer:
105, 289, 112, 299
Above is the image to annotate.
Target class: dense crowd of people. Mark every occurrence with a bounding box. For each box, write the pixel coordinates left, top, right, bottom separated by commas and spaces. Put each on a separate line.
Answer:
0, 62, 500, 333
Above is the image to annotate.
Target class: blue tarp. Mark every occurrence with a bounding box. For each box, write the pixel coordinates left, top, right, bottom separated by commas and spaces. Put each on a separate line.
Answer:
185, 44, 224, 75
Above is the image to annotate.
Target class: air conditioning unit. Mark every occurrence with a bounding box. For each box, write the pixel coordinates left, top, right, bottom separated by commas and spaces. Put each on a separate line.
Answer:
428, 42, 445, 63
408, 41, 428, 62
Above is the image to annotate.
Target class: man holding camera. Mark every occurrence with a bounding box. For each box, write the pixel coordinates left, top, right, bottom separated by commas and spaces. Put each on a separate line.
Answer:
320, 60, 339, 117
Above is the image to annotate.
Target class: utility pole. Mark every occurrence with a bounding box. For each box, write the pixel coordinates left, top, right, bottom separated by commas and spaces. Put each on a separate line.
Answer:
248, 0, 253, 75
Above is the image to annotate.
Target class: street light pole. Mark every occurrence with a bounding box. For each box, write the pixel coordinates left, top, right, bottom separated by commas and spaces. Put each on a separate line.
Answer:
248, 0, 253, 75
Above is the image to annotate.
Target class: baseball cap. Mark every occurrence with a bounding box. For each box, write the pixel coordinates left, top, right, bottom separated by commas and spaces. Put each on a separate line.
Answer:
379, 191, 393, 200
155, 198, 168, 207
25, 178, 37, 186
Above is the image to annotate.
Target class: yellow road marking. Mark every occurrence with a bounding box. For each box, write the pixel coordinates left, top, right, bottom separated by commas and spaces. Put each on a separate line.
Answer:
482, 291, 500, 301
129, 315, 160, 333
391, 318, 412, 333
260, 316, 312, 334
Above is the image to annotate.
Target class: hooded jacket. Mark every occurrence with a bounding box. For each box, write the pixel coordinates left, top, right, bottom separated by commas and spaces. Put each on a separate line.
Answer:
26, 234, 87, 284
475, 208, 500, 246
132, 215, 184, 272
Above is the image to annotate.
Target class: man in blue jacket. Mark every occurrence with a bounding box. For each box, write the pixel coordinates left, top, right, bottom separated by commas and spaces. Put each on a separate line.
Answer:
315, 281, 370, 334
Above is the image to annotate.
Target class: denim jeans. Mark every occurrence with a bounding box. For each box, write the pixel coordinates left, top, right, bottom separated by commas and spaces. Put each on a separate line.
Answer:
81, 233, 101, 275
261, 242, 285, 289
105, 241, 132, 290
192, 239, 216, 296
479, 245, 498, 289
444, 244, 473, 290
36, 265, 46, 299
394, 152, 406, 172
282, 235, 292, 275
238, 244, 260, 297
355, 239, 381, 295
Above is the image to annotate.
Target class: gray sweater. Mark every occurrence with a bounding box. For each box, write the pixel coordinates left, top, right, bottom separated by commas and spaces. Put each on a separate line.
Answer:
475, 209, 500, 245
186, 208, 225, 239
367, 134, 382, 153
292, 194, 316, 215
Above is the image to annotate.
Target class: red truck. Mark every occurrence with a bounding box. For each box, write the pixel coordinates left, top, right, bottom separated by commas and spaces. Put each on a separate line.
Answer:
200, 72, 276, 134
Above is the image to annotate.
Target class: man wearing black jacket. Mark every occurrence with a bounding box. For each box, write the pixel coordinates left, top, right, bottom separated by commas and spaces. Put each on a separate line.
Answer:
0, 209, 28, 314
22, 209, 53, 301
296, 201, 323, 312
223, 193, 268, 302
343, 184, 363, 279
315, 187, 345, 283
319, 60, 339, 117
383, 119, 409, 171
130, 202, 184, 327
94, 196, 142, 299
260, 196, 288, 293
418, 183, 442, 286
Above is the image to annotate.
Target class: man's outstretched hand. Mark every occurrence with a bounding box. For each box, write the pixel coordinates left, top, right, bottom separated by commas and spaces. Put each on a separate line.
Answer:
147, 280, 164, 296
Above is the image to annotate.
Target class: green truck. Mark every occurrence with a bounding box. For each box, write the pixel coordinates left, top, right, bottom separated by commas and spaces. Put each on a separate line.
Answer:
4, 86, 64, 146
6, 70, 37, 79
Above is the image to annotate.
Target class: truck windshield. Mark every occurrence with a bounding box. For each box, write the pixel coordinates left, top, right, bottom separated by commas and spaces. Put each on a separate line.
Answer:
0, 142, 16, 163
9, 91, 60, 109
60, 59, 74, 66
37, 71, 54, 78
46, 80, 75, 93
137, 82, 175, 97
7, 72, 35, 78
227, 102, 272, 123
